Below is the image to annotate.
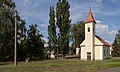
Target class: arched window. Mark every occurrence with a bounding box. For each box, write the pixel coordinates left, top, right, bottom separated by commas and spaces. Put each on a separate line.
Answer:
88, 27, 90, 32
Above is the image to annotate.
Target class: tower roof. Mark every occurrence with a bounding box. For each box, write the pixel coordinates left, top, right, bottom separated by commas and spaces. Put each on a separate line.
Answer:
84, 11, 96, 23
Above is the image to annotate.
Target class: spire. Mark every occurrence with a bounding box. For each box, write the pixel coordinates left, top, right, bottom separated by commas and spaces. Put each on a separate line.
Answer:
84, 11, 96, 23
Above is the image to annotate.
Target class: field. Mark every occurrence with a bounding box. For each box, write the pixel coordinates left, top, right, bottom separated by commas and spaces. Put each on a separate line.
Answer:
0, 57, 120, 72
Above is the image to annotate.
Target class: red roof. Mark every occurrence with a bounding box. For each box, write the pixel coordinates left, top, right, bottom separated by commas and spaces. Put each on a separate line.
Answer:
84, 11, 96, 23
109, 44, 112, 47
95, 35, 111, 47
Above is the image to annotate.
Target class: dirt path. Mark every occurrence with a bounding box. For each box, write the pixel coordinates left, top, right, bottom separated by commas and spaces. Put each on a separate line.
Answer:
96, 67, 120, 72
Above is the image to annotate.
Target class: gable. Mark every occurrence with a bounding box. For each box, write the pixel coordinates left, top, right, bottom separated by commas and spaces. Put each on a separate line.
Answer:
95, 36, 103, 45
95, 35, 111, 47
80, 39, 85, 46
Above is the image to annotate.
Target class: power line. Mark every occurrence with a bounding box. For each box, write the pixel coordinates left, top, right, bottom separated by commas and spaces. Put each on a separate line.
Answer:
19, 5, 26, 13
19, 1, 29, 14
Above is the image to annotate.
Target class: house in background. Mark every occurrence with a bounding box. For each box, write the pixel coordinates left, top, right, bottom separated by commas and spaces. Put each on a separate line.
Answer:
109, 44, 113, 56
76, 45, 80, 56
80, 11, 111, 61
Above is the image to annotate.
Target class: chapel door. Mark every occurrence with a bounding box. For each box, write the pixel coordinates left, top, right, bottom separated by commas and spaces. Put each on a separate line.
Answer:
87, 52, 91, 60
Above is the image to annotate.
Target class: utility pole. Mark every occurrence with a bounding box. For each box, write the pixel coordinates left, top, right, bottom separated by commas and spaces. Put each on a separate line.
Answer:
13, 0, 29, 66
14, 12, 17, 66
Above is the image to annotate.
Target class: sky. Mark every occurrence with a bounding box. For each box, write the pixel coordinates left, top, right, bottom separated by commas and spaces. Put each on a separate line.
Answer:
13, 0, 120, 44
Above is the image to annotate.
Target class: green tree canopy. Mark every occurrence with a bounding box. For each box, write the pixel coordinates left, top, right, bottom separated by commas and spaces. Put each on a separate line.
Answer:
70, 21, 85, 48
0, 0, 28, 61
0, 0, 17, 61
26, 24, 44, 60
112, 30, 120, 57
48, 6, 58, 58
56, 0, 71, 57
48, 6, 57, 51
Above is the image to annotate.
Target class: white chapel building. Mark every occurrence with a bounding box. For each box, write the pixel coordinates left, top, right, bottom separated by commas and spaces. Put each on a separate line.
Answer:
80, 11, 111, 61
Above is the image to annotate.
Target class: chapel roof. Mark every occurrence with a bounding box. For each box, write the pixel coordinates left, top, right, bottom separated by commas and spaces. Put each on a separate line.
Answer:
84, 11, 96, 23
109, 44, 112, 47
95, 35, 111, 47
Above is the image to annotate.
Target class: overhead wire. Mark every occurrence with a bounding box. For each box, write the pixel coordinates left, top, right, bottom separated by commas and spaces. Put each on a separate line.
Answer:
19, 0, 30, 14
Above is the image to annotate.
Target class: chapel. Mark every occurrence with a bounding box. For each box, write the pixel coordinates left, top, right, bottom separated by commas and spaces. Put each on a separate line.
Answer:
80, 11, 111, 61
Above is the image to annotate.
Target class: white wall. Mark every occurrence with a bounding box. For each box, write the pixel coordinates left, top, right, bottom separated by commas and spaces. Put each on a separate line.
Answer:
95, 46, 103, 60
81, 46, 86, 60
85, 22, 95, 61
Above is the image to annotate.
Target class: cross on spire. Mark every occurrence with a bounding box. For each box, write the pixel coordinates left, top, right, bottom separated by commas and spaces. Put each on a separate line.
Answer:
88, 0, 91, 11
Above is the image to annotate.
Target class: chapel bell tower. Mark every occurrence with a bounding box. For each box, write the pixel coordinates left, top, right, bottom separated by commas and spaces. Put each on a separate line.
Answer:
84, 11, 96, 61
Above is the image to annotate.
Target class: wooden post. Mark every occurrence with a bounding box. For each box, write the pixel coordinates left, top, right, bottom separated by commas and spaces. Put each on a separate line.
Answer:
78, 48, 80, 60
56, 47, 58, 59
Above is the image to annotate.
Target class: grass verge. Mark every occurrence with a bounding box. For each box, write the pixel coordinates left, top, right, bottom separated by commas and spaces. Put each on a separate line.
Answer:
0, 57, 120, 72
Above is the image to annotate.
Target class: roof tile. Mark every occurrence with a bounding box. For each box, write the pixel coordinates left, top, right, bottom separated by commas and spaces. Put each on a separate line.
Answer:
84, 11, 96, 23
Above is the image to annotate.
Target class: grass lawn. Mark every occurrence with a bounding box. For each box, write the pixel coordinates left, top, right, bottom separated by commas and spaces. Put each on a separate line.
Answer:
0, 57, 120, 72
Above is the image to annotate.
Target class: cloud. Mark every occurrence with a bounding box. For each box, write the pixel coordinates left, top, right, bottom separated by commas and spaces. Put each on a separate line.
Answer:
69, 0, 120, 24
19, 0, 50, 24
38, 24, 48, 29
23, 0, 30, 6
96, 20, 117, 43
70, 0, 103, 23
96, 20, 117, 35
13, 0, 119, 44
111, 0, 119, 2
96, 20, 109, 34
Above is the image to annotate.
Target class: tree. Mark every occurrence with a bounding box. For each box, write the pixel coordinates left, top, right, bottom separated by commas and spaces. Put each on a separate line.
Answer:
0, 0, 28, 61
112, 30, 120, 57
17, 20, 27, 60
48, 6, 57, 58
70, 21, 85, 48
27, 24, 44, 60
0, 0, 16, 61
56, 0, 71, 57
